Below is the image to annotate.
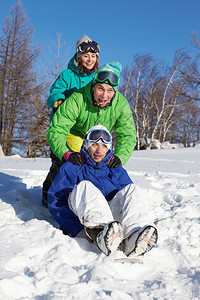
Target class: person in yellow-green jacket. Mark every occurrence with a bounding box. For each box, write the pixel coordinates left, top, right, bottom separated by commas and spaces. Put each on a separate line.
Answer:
46, 61, 136, 208
42, 34, 100, 207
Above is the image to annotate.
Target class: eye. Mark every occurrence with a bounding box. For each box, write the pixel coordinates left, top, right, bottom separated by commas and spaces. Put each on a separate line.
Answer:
91, 143, 97, 147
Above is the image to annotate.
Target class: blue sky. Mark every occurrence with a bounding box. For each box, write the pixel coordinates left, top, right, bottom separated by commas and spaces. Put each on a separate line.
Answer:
0, 0, 200, 71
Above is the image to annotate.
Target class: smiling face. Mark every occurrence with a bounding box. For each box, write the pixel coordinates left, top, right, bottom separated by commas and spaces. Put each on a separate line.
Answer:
92, 83, 115, 108
87, 142, 108, 162
80, 52, 97, 70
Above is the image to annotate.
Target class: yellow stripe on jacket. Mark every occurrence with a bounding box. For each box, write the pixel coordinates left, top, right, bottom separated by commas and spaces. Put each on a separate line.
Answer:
66, 134, 84, 152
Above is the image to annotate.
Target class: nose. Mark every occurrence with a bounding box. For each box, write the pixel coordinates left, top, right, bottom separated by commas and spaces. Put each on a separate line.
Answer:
95, 143, 103, 152
87, 54, 93, 61
101, 90, 108, 99
96, 144, 101, 151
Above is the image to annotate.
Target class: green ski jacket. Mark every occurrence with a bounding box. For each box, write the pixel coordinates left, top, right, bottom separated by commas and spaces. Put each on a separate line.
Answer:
47, 81, 136, 166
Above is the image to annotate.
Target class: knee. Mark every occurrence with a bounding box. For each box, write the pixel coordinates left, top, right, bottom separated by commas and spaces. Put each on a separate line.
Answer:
120, 183, 135, 195
77, 180, 96, 189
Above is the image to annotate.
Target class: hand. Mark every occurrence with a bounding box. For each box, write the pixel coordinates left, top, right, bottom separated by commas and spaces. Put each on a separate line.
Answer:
107, 155, 121, 168
53, 99, 63, 113
63, 151, 83, 166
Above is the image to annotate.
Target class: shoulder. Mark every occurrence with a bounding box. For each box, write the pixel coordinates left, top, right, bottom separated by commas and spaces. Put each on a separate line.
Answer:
110, 165, 131, 178
59, 161, 81, 178
110, 165, 127, 174
59, 161, 78, 172
65, 89, 85, 106
112, 90, 132, 115
69, 81, 92, 101
114, 90, 129, 104
59, 68, 75, 78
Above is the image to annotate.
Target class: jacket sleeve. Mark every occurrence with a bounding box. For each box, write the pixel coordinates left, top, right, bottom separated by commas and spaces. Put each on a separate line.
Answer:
47, 94, 81, 160
48, 163, 83, 237
110, 166, 133, 189
114, 94, 136, 165
47, 70, 70, 108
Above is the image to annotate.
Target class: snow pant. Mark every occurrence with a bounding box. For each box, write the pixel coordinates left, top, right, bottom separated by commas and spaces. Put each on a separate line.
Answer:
42, 150, 63, 208
68, 180, 152, 239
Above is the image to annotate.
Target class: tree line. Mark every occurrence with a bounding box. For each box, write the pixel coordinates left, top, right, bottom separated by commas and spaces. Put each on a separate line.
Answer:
0, 2, 200, 157
119, 50, 200, 149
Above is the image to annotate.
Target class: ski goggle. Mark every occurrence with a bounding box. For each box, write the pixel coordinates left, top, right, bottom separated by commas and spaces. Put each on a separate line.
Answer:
85, 129, 112, 144
78, 41, 100, 54
94, 71, 119, 86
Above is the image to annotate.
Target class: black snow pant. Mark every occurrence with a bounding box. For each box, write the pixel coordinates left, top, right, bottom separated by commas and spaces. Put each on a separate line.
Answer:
42, 150, 63, 208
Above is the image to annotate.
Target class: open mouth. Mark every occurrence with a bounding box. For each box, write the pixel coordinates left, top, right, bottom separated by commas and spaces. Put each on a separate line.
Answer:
98, 99, 107, 105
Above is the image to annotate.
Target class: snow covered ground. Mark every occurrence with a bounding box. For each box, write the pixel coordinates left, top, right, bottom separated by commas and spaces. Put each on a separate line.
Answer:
0, 146, 200, 300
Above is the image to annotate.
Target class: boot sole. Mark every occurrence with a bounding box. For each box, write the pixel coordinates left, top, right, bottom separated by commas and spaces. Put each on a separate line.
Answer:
104, 221, 123, 255
130, 225, 158, 256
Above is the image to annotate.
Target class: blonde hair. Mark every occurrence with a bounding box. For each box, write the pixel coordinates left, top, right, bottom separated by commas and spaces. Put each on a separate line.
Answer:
78, 56, 99, 72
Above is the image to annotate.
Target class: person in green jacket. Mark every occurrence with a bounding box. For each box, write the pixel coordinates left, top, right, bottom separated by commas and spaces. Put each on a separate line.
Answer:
42, 34, 100, 207
47, 61, 136, 173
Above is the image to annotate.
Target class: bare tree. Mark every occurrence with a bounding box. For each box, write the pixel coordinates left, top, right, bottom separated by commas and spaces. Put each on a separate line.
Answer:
0, 144, 4, 156
45, 33, 69, 81
121, 54, 161, 149
177, 31, 200, 102
0, 1, 41, 155
146, 51, 185, 148
18, 78, 50, 157
121, 50, 198, 149
26, 34, 70, 157
192, 31, 200, 59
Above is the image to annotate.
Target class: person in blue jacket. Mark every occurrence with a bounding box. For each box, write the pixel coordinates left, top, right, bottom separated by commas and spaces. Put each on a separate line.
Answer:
43, 34, 100, 207
48, 125, 158, 256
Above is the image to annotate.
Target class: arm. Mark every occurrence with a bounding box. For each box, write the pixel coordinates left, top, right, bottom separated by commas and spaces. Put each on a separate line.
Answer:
48, 163, 83, 237
47, 94, 81, 160
114, 96, 136, 165
110, 166, 133, 190
47, 71, 69, 108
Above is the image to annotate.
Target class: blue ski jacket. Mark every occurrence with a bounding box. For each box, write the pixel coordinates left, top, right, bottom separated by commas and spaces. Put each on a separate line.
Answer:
48, 147, 133, 237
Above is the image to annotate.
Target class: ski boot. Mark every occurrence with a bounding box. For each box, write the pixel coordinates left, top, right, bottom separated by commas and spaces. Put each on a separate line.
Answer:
85, 221, 123, 256
122, 225, 158, 256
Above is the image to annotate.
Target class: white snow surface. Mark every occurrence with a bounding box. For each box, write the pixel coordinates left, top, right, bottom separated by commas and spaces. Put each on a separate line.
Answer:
0, 146, 200, 300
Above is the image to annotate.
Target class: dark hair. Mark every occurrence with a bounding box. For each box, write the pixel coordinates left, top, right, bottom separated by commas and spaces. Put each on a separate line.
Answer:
78, 56, 99, 73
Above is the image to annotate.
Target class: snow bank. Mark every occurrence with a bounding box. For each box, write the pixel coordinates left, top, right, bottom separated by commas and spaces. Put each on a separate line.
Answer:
0, 147, 200, 299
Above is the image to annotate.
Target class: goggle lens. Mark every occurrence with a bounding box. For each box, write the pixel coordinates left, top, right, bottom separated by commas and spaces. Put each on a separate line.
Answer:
87, 129, 111, 144
95, 71, 119, 86
79, 41, 99, 53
